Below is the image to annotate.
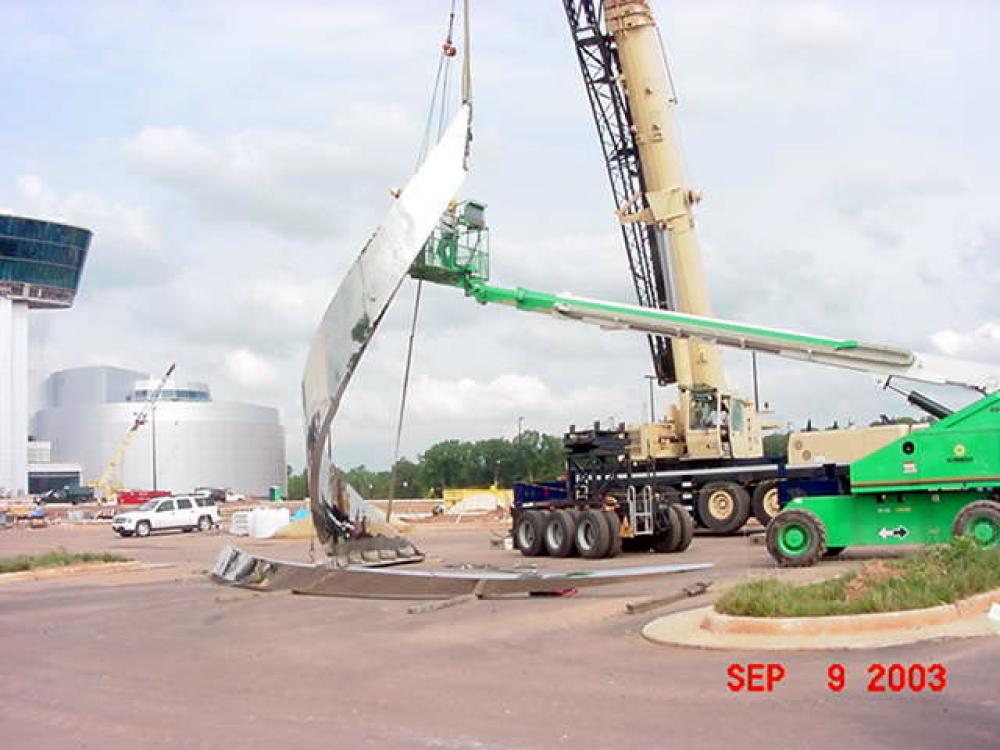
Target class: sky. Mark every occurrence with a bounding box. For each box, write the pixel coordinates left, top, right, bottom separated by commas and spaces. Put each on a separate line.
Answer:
2, 0, 999, 472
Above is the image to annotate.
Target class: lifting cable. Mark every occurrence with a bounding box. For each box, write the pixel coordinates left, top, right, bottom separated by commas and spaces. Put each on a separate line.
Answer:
387, 0, 468, 522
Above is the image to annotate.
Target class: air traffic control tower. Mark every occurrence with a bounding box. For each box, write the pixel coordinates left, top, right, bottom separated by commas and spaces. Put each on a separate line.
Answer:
1, 214, 91, 497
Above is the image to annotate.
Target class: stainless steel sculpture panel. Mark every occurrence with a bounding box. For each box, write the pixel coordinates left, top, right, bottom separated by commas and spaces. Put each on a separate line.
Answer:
302, 105, 470, 544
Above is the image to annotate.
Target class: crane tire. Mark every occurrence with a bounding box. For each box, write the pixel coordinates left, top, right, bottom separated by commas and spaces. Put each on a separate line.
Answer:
751, 480, 781, 526
696, 482, 751, 534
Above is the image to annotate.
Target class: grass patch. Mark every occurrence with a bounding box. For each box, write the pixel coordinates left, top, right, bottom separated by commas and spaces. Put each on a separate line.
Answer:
716, 537, 1000, 617
0, 548, 129, 575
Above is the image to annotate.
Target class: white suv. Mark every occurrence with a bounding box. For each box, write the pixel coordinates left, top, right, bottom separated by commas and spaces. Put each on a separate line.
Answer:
112, 495, 220, 538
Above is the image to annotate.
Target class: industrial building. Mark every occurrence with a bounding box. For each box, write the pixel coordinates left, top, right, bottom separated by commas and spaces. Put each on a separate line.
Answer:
33, 366, 286, 498
0, 213, 91, 497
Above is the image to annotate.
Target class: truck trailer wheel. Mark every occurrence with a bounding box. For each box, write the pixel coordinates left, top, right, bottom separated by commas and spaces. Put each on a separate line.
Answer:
751, 480, 781, 526
515, 511, 548, 557
651, 504, 692, 553
544, 510, 577, 557
952, 501, 1000, 549
766, 509, 826, 567
575, 509, 612, 559
603, 510, 622, 558
697, 482, 751, 534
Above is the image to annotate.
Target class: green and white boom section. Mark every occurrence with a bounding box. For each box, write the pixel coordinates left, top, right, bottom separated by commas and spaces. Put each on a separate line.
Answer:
412, 204, 1000, 565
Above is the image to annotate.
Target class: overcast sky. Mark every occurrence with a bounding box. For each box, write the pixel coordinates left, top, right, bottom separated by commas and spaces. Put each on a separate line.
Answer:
3, 0, 998, 472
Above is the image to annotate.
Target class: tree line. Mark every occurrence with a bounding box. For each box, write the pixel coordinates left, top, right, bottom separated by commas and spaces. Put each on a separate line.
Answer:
286, 430, 565, 500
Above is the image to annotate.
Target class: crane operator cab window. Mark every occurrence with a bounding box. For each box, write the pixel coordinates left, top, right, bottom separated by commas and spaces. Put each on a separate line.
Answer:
690, 391, 723, 430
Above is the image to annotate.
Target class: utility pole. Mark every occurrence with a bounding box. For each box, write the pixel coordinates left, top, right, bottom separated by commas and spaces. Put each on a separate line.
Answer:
151, 401, 158, 491
752, 352, 760, 412
644, 374, 657, 421
516, 416, 524, 479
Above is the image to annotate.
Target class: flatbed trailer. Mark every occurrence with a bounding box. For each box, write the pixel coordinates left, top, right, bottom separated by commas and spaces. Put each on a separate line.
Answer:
511, 425, 849, 559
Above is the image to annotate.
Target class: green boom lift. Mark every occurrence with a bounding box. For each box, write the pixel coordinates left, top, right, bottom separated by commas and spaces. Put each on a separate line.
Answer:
411, 205, 1000, 565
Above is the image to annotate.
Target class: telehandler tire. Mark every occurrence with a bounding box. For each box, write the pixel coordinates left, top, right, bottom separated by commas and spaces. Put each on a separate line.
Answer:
952, 500, 1000, 549
544, 510, 577, 557
766, 508, 827, 567
515, 510, 548, 557
575, 509, 612, 559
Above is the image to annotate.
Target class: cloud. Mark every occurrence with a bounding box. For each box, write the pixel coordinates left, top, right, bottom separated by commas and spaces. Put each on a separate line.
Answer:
9, 175, 169, 289
931, 323, 1000, 359
225, 348, 280, 389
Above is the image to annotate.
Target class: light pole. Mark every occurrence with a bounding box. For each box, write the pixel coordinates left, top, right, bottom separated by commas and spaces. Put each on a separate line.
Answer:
516, 416, 524, 479
644, 375, 657, 422
751, 352, 761, 412
150, 401, 158, 491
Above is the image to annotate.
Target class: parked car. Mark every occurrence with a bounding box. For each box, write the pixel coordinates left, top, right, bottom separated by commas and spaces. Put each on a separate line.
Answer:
193, 487, 245, 503
112, 495, 219, 538
37, 485, 95, 505
117, 489, 171, 505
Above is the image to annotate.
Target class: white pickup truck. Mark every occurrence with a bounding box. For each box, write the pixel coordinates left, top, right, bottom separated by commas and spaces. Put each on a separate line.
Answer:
112, 495, 219, 538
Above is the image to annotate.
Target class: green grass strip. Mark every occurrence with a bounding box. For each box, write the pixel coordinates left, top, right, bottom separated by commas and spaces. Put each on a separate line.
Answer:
716, 537, 1000, 617
0, 548, 129, 574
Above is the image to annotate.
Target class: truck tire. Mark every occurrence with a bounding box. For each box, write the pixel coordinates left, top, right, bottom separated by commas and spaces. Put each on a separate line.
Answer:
603, 510, 622, 558
544, 510, 577, 557
515, 511, 548, 557
652, 504, 694, 553
952, 500, 1000, 549
766, 509, 827, 567
135, 521, 151, 538
671, 504, 694, 553
575, 509, 612, 559
751, 480, 781, 526
197, 515, 213, 532
697, 482, 751, 534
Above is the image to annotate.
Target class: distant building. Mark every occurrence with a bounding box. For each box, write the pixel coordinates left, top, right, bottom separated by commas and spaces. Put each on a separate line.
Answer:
1, 213, 91, 497
33, 366, 286, 497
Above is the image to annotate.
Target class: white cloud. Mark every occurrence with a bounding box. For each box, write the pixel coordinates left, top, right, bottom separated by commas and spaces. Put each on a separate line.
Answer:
931, 323, 1000, 359
225, 348, 280, 389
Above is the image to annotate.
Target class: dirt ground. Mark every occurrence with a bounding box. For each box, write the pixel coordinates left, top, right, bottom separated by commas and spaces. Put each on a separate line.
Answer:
0, 522, 997, 749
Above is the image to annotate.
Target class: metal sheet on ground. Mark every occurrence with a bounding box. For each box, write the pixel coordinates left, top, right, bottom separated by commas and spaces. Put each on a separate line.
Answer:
211, 544, 712, 600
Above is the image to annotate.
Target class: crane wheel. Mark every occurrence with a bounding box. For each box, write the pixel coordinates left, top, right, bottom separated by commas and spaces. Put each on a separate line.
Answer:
603, 510, 622, 558
544, 510, 578, 557
696, 482, 751, 534
766, 509, 827, 567
751, 480, 781, 526
575, 509, 612, 559
952, 500, 1000, 550
514, 510, 548, 557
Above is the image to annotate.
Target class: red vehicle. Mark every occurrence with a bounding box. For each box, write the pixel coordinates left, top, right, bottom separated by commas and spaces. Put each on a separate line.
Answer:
117, 490, 171, 505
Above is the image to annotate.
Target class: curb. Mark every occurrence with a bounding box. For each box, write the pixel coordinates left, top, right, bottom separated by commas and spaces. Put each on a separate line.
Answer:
0, 561, 146, 584
702, 587, 1000, 636
642, 587, 1000, 651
